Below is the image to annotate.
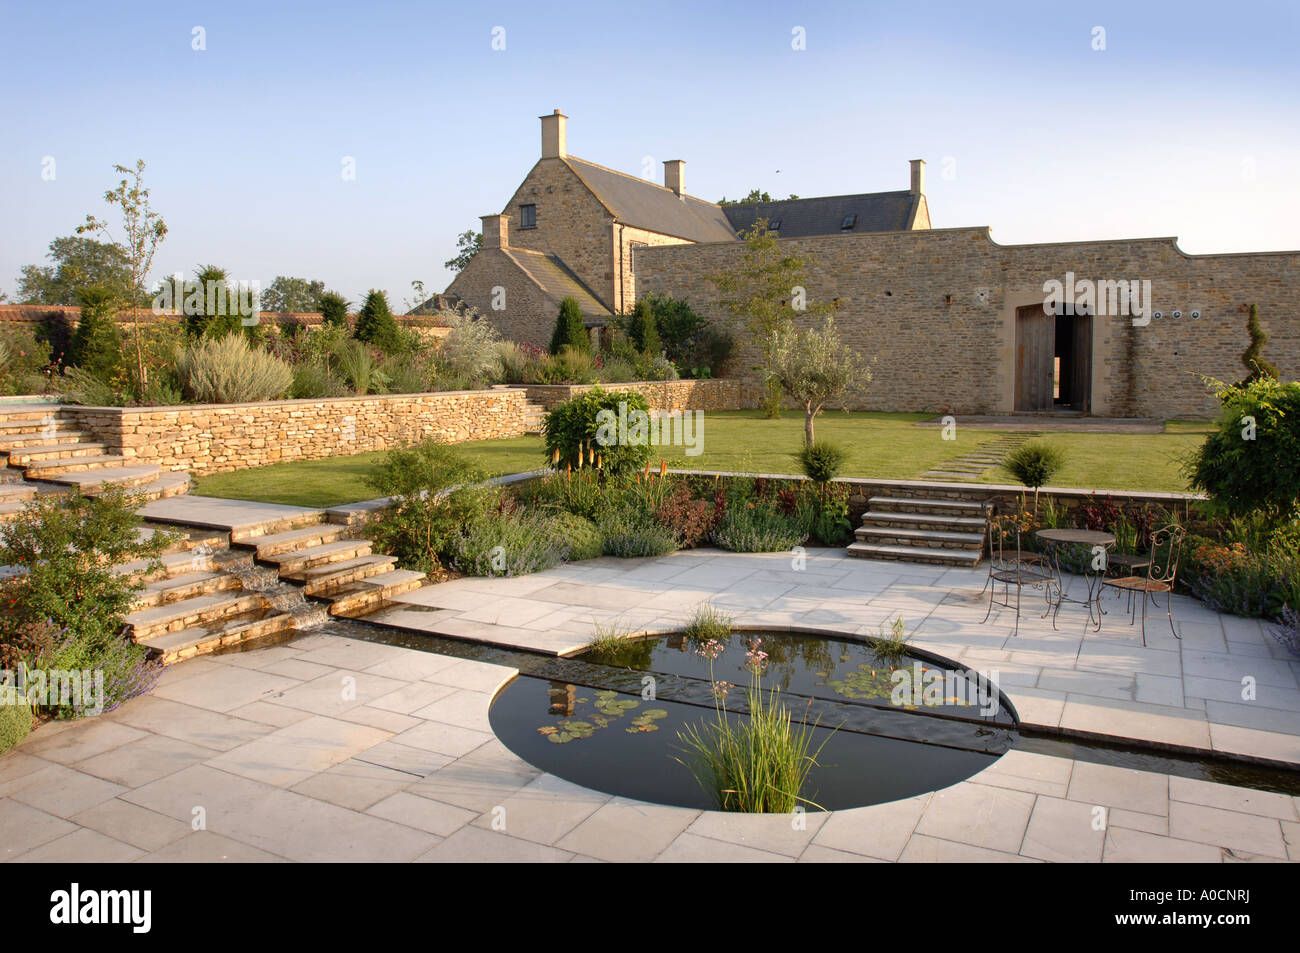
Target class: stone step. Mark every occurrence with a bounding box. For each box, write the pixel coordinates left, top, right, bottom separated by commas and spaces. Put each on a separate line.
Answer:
0, 484, 38, 503
131, 570, 241, 610
23, 454, 135, 476
125, 590, 268, 641
0, 408, 69, 427
0, 501, 27, 523
5, 441, 108, 465
127, 472, 192, 502
137, 609, 295, 664
846, 542, 984, 567
0, 428, 91, 451
327, 569, 426, 618
868, 496, 987, 517
114, 543, 232, 583
43, 465, 164, 493
859, 510, 988, 533
287, 553, 400, 596
243, 522, 350, 559
854, 525, 985, 550
264, 538, 374, 575
229, 511, 328, 543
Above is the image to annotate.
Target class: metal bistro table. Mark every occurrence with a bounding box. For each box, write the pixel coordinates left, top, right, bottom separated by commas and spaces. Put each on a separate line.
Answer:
1035, 528, 1116, 631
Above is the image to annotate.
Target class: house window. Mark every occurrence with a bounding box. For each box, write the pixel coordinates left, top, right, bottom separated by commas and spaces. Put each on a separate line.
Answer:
769, 219, 781, 232
629, 241, 646, 273
840, 213, 857, 230
520, 204, 537, 229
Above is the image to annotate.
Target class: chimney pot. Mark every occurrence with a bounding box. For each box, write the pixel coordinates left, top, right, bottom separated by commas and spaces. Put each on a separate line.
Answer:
910, 159, 926, 196
481, 213, 508, 249
540, 109, 568, 159
663, 159, 685, 197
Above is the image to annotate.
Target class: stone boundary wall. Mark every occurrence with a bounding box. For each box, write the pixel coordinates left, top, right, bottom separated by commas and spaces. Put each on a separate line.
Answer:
636, 227, 1300, 418
521, 378, 741, 411
70, 390, 529, 476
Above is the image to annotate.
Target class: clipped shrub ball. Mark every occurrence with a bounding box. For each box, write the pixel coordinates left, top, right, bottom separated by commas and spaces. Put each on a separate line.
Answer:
800, 440, 848, 484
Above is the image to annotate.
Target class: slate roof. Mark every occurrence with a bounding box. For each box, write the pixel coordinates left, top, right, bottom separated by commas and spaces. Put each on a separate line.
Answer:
504, 247, 612, 316
722, 191, 922, 237
564, 157, 737, 243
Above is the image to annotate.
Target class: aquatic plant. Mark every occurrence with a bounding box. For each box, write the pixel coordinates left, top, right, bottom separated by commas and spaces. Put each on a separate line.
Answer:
683, 602, 732, 643
871, 616, 911, 665
676, 636, 829, 813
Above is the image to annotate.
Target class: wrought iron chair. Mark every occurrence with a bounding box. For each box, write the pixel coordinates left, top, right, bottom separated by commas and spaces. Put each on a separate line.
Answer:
1100, 524, 1186, 645
981, 516, 1056, 637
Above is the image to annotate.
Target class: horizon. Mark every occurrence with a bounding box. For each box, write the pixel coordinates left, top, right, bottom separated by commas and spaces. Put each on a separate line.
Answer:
2, 0, 1298, 308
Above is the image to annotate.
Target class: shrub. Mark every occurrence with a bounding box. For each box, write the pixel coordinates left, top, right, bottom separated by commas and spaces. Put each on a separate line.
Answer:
319, 291, 350, 329
36, 309, 75, 368
535, 345, 598, 384
57, 366, 125, 406
627, 298, 662, 356
0, 488, 171, 718
598, 503, 680, 558
383, 352, 435, 394
333, 339, 391, 395
527, 471, 609, 521
1186, 376, 1300, 524
543, 387, 653, 476
366, 442, 493, 574
548, 510, 603, 561
494, 340, 534, 385
1004, 440, 1065, 509
549, 296, 590, 355
712, 504, 808, 552
354, 289, 402, 352
290, 361, 348, 399
0, 700, 31, 753
1272, 606, 1300, 657
438, 314, 501, 384
800, 440, 847, 484
655, 481, 718, 547
1182, 537, 1300, 620
174, 333, 294, 403
454, 507, 567, 577
642, 292, 733, 377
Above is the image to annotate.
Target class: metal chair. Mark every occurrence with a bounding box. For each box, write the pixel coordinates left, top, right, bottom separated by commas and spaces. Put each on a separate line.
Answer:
1100, 524, 1186, 645
981, 517, 1056, 637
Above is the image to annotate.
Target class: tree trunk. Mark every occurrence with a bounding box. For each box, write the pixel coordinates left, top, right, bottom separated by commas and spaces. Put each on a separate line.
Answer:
805, 408, 815, 447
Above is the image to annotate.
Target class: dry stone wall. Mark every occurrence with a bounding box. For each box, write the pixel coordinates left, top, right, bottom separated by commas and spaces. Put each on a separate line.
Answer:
521, 378, 741, 411
71, 390, 528, 476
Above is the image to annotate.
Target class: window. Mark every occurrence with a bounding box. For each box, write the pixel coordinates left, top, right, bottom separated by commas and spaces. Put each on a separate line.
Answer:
769, 219, 781, 232
520, 204, 537, 229
840, 213, 857, 230
629, 241, 646, 273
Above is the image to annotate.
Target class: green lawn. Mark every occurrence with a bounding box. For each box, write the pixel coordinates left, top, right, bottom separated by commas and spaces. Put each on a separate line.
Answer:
193, 411, 1212, 508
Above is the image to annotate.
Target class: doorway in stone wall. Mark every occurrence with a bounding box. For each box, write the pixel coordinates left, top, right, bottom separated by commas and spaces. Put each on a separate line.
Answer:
1015, 304, 1091, 412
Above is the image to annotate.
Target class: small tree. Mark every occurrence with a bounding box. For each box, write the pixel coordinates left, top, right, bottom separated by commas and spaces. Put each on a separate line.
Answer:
1187, 375, 1300, 524
549, 296, 590, 355
76, 160, 168, 401
181, 265, 245, 340
260, 276, 326, 314
354, 289, 402, 352
1004, 441, 1065, 513
627, 298, 662, 356
709, 220, 833, 417
68, 285, 126, 380
319, 291, 350, 329
1240, 304, 1280, 384
769, 316, 870, 446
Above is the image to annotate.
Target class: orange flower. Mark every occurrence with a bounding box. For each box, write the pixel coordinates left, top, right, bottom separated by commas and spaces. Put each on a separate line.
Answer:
659, 459, 668, 478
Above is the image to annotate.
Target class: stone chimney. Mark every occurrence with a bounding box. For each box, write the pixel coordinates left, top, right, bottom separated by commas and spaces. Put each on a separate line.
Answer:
540, 109, 567, 159
910, 159, 926, 196
481, 213, 508, 249
663, 159, 685, 197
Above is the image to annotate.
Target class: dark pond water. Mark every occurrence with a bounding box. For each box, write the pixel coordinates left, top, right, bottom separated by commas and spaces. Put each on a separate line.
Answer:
489, 629, 1018, 811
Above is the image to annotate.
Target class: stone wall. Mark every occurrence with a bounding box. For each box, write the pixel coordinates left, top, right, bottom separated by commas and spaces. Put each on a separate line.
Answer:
521, 378, 741, 411
636, 227, 1300, 418
445, 249, 564, 349
70, 390, 529, 476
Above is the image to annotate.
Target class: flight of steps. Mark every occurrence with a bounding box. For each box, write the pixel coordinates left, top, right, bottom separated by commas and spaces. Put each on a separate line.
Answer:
132, 508, 427, 663
847, 492, 992, 567
0, 404, 190, 519
521, 399, 546, 434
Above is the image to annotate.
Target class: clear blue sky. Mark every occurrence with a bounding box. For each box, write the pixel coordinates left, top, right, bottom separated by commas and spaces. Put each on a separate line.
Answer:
2, 0, 1297, 309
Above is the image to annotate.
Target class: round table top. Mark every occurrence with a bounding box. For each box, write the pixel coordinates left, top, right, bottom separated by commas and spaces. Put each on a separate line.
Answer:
1035, 528, 1116, 545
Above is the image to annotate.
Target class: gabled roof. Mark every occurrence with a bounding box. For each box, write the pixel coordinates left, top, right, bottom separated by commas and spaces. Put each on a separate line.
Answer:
504, 247, 612, 317
722, 191, 923, 237
564, 157, 737, 244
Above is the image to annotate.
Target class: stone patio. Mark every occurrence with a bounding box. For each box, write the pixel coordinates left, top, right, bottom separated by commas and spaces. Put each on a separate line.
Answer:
2, 547, 1297, 863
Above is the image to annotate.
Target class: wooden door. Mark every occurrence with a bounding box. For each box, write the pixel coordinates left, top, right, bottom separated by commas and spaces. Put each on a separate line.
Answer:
1015, 305, 1054, 411
1070, 313, 1092, 412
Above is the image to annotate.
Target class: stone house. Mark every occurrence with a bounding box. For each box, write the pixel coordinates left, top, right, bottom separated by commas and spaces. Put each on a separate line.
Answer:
447, 110, 1298, 418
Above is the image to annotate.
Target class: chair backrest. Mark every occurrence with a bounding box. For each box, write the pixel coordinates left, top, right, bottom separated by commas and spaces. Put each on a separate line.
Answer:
987, 510, 1030, 572
1146, 524, 1187, 586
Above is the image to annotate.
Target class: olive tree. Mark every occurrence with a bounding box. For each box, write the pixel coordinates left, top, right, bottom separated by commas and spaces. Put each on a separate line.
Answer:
769, 316, 871, 446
